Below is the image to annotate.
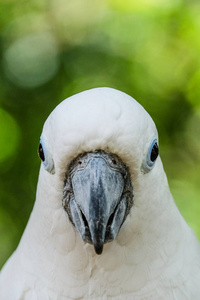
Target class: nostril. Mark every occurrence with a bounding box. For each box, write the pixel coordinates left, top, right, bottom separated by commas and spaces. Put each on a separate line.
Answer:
112, 159, 117, 165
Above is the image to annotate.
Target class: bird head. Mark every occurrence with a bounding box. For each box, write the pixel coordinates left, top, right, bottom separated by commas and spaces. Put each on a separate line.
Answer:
38, 87, 160, 255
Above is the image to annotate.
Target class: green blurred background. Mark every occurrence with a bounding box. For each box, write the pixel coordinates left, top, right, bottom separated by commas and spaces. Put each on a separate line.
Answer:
0, 0, 200, 269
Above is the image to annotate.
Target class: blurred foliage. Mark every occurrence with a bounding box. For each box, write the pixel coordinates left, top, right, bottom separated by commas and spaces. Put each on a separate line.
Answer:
0, 0, 200, 269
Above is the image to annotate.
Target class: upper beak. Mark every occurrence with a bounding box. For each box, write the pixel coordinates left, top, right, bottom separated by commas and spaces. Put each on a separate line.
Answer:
65, 152, 132, 254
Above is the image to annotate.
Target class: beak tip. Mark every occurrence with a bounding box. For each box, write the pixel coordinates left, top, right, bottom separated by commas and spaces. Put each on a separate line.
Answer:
94, 244, 104, 255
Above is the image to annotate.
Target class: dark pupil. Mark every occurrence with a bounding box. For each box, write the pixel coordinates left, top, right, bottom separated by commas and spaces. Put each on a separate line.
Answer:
38, 143, 45, 161
151, 143, 159, 162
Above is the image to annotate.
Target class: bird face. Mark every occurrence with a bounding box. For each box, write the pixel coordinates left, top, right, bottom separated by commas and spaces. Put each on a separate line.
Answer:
62, 150, 133, 254
38, 88, 159, 255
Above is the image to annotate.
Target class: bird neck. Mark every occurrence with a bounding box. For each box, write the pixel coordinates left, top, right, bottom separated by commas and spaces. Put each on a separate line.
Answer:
17, 164, 189, 298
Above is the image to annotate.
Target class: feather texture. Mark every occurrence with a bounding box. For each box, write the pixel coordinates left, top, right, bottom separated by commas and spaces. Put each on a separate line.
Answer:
0, 87, 200, 299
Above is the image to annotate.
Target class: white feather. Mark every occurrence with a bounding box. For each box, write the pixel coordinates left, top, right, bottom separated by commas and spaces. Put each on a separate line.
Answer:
0, 87, 200, 299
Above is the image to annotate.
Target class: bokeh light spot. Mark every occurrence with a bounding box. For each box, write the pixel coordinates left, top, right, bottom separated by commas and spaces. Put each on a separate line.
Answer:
3, 32, 59, 88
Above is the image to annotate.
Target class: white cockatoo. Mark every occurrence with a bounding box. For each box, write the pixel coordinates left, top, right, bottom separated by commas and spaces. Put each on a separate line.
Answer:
0, 87, 200, 300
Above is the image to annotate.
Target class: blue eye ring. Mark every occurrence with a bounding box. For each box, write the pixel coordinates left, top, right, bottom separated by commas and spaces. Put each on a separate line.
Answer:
142, 138, 159, 173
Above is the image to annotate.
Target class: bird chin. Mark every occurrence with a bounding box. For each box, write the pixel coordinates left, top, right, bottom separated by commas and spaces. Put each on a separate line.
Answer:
62, 150, 133, 255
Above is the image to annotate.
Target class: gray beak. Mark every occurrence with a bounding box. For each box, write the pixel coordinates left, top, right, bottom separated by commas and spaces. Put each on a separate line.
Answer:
63, 151, 133, 255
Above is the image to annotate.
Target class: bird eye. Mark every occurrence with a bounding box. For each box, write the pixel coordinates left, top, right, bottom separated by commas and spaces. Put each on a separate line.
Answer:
38, 137, 55, 174
142, 138, 159, 173
38, 143, 45, 161
150, 141, 159, 163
